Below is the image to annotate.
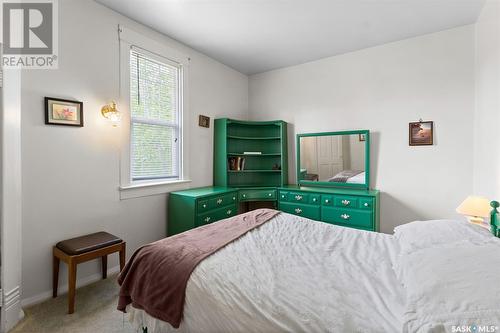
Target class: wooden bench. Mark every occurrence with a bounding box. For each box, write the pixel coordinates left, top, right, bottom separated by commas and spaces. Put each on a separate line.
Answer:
52, 232, 126, 314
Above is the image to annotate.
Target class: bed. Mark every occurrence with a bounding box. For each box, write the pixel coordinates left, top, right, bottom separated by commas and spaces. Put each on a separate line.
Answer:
119, 209, 500, 333
328, 170, 365, 184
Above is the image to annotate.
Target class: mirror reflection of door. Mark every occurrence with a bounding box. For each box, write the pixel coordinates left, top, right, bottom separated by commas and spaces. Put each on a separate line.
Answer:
317, 136, 343, 180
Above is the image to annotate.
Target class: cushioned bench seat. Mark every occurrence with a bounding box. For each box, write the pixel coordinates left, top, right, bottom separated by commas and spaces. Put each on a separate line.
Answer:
53, 231, 126, 314
56, 232, 123, 255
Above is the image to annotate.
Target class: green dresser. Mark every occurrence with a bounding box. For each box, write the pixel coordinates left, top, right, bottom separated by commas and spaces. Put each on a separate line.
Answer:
168, 187, 238, 235
168, 185, 379, 234
278, 185, 380, 231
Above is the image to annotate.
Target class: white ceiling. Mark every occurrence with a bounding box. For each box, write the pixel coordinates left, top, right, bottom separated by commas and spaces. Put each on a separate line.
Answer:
96, 0, 485, 75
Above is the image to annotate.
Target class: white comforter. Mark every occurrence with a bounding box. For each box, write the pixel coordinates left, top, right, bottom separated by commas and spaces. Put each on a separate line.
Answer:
128, 213, 405, 333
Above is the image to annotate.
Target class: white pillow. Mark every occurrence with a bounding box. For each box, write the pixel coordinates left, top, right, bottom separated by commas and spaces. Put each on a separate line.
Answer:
393, 219, 495, 254
399, 241, 500, 332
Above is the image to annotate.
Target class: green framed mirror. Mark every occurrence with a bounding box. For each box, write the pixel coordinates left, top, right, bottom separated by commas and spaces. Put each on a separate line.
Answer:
296, 130, 370, 189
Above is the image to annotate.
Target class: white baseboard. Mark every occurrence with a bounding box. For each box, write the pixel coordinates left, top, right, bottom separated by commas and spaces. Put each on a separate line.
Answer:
21, 265, 121, 308
2, 286, 22, 332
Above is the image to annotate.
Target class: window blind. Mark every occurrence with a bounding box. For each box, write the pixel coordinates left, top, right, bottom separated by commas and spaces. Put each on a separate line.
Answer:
129, 48, 181, 181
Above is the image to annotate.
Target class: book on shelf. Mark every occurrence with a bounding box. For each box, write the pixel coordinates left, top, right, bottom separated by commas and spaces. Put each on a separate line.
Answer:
228, 156, 246, 171
243, 151, 262, 155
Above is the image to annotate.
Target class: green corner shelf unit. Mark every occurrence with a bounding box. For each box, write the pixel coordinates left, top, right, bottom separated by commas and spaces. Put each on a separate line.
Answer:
214, 118, 288, 188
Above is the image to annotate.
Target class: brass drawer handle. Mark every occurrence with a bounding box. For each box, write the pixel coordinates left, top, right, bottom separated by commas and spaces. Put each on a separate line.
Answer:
364, 202, 369, 207
217, 198, 223, 205
204, 217, 211, 223
295, 208, 302, 214
340, 214, 350, 220
341, 200, 350, 206
295, 195, 303, 201
227, 209, 232, 215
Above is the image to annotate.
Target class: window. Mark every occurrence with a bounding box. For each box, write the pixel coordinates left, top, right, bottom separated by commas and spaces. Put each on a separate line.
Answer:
129, 48, 182, 182
118, 26, 190, 199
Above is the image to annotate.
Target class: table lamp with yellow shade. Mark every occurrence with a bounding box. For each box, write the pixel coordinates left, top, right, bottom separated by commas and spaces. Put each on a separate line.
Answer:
456, 196, 491, 225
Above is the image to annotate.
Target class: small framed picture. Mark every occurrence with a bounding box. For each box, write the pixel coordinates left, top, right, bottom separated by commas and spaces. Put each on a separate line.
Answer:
409, 121, 433, 146
358, 133, 366, 142
199, 115, 210, 128
45, 97, 83, 127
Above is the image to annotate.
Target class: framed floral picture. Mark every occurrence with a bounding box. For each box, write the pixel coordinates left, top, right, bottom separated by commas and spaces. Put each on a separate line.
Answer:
45, 97, 83, 127
409, 121, 433, 146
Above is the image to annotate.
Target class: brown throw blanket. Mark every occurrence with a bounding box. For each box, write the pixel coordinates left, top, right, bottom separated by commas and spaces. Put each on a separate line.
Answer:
117, 208, 280, 328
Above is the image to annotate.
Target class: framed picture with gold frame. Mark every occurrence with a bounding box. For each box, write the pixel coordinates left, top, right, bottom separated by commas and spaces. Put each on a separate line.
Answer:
409, 121, 433, 146
45, 97, 83, 127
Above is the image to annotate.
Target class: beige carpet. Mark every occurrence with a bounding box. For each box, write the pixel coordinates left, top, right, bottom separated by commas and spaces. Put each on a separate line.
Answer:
11, 275, 137, 333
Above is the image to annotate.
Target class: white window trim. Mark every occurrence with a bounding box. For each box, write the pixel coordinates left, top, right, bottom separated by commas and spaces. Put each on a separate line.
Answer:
118, 25, 191, 199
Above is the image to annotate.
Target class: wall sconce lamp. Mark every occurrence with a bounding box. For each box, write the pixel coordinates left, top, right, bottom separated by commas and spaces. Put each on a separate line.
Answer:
101, 101, 121, 126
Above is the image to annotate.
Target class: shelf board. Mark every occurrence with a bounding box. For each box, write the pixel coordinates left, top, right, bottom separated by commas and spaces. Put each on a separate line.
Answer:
227, 135, 281, 140
228, 170, 282, 173
227, 152, 281, 156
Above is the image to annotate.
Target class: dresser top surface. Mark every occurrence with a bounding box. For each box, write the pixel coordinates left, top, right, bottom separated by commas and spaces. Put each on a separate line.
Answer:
171, 186, 237, 198
280, 185, 379, 196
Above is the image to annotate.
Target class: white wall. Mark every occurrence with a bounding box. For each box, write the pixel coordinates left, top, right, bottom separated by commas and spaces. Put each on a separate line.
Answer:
20, 0, 248, 304
473, 0, 500, 201
249, 26, 475, 233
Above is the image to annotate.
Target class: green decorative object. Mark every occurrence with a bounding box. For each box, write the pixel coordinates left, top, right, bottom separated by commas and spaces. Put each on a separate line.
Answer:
490, 201, 500, 237
296, 130, 370, 189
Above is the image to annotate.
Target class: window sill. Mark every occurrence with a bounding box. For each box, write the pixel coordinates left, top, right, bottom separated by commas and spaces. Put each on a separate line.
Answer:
119, 179, 192, 200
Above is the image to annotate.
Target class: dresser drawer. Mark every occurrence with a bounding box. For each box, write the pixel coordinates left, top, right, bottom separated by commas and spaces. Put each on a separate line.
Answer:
309, 194, 321, 205
359, 198, 374, 210
239, 189, 276, 201
197, 199, 210, 212
280, 191, 319, 205
280, 202, 320, 220
322, 195, 334, 206
321, 207, 373, 230
289, 192, 309, 203
278, 191, 289, 201
197, 204, 237, 226
208, 192, 237, 209
333, 196, 359, 209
